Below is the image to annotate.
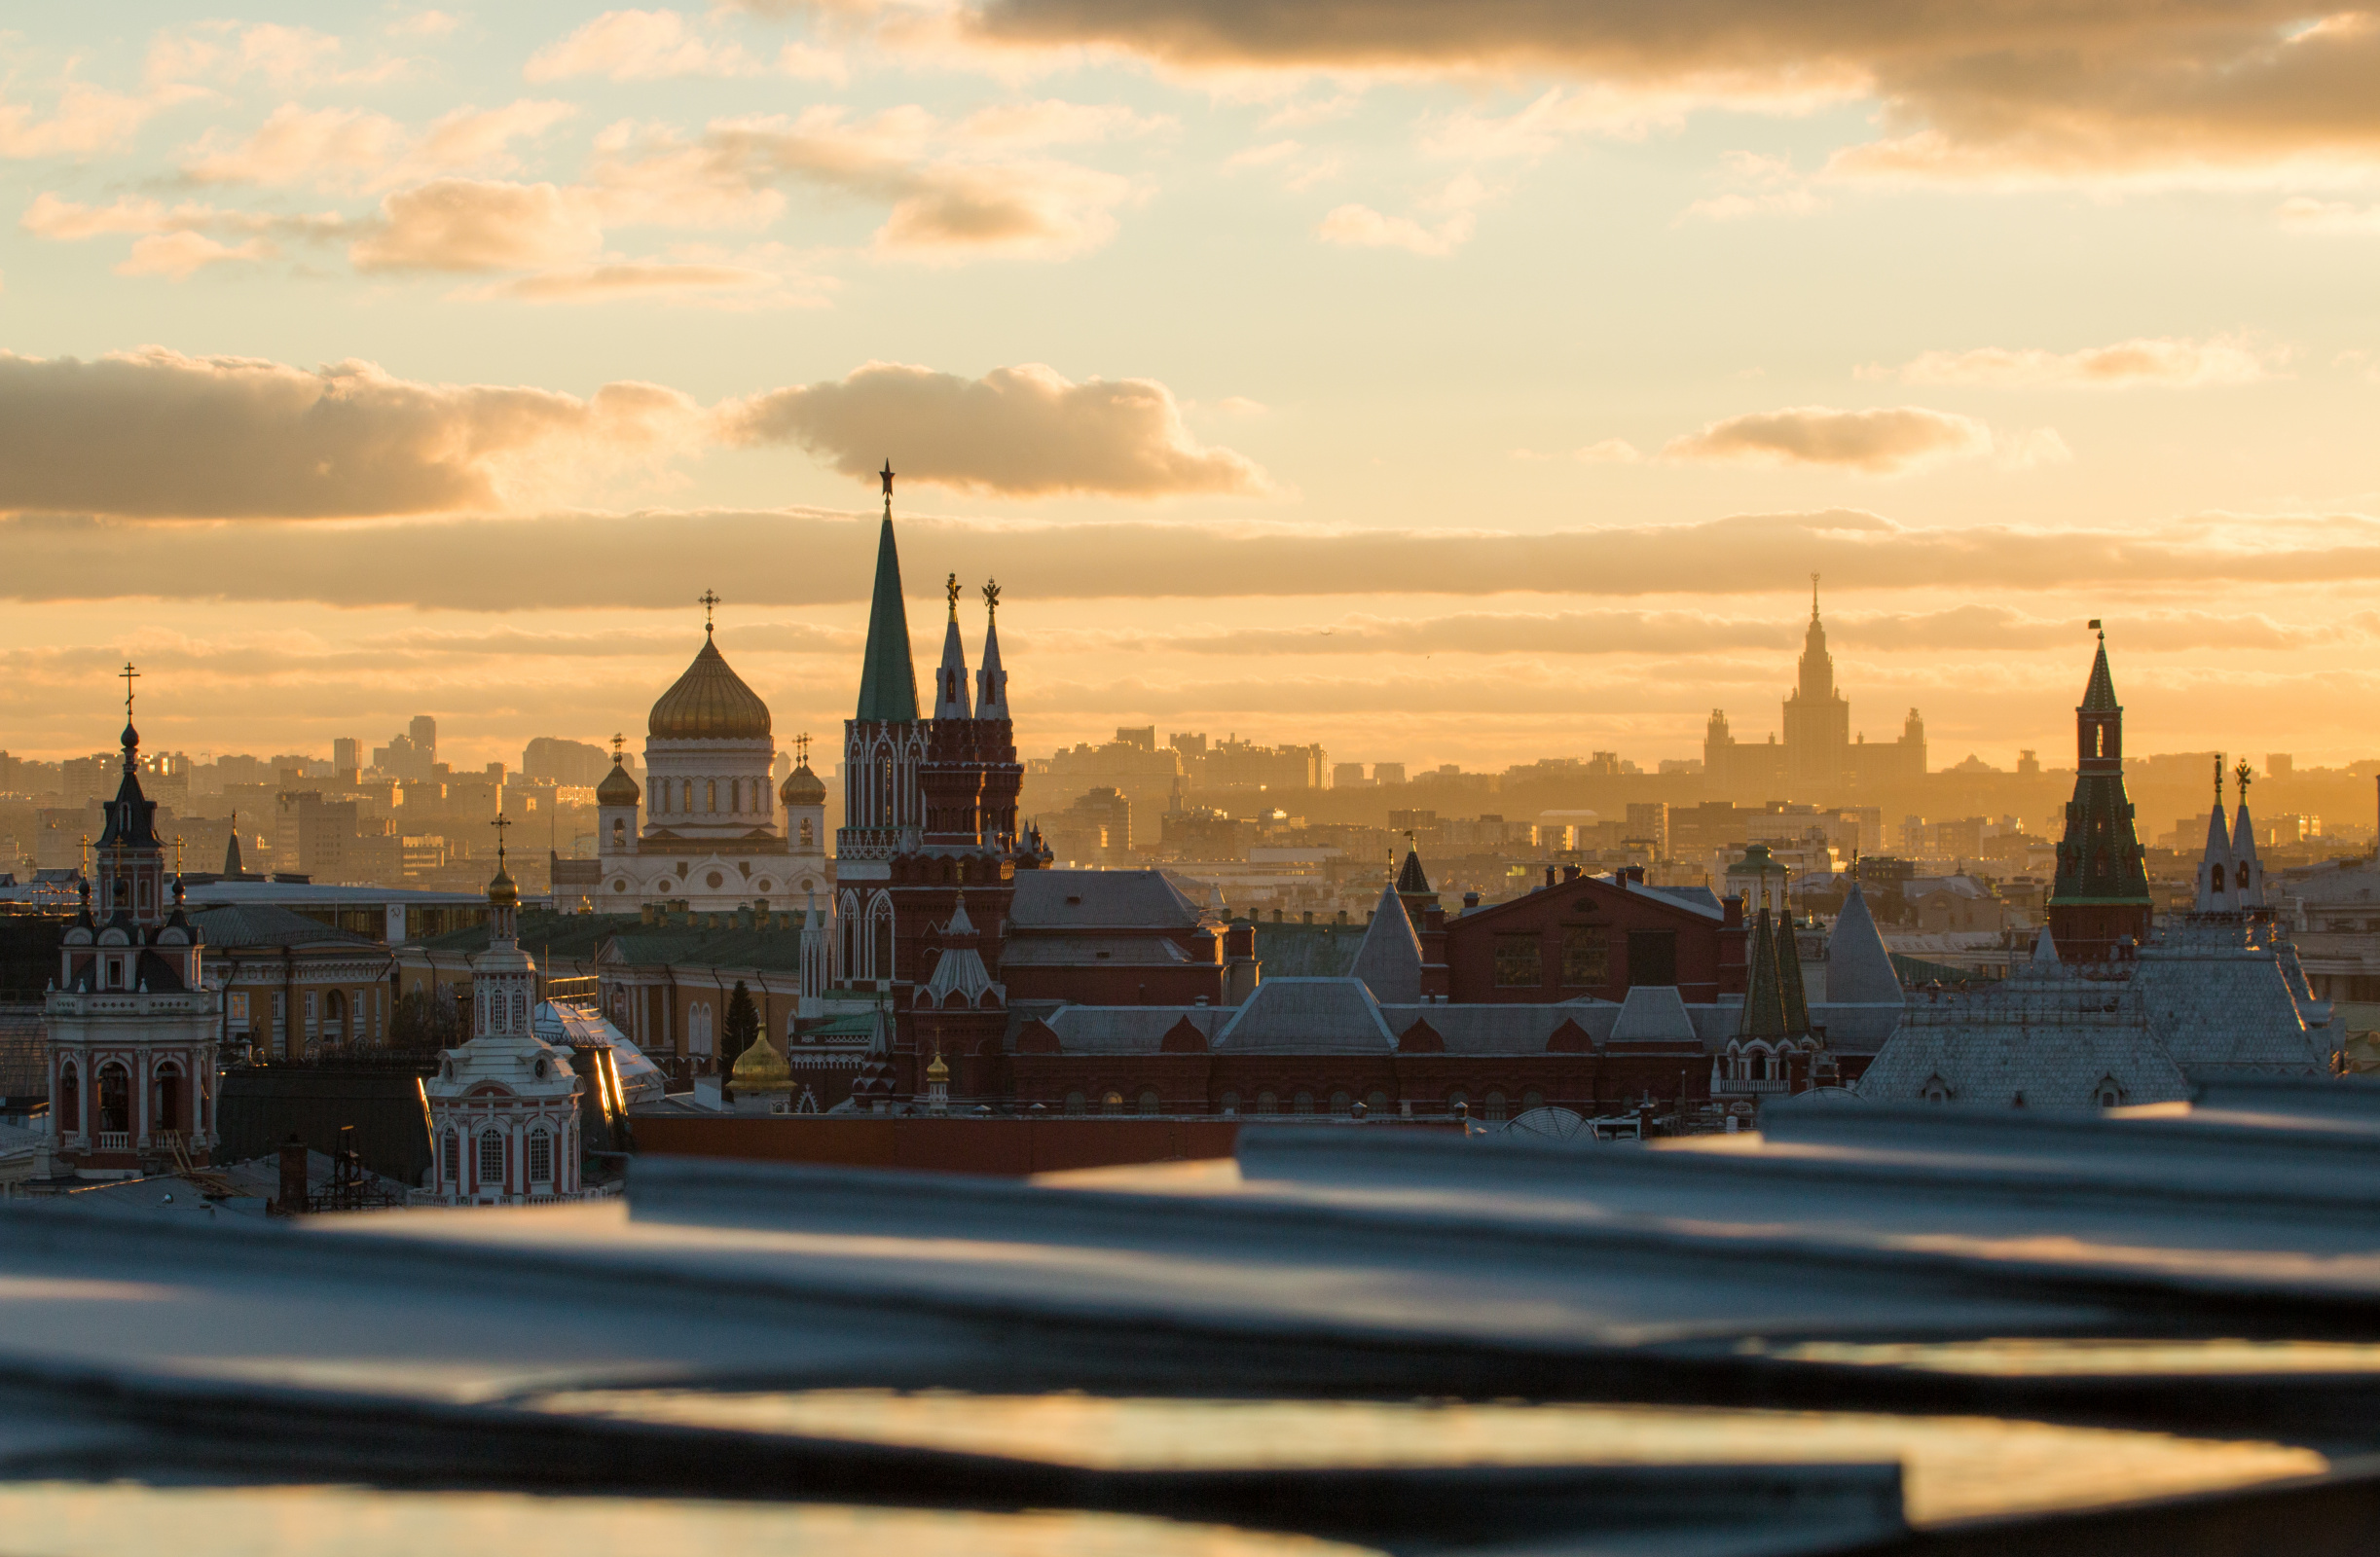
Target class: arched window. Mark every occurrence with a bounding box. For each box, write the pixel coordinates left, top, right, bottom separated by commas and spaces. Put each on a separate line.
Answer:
1137, 1088, 1161, 1115
611, 819, 627, 850
477, 989, 488, 1033
799, 818, 814, 846
1293, 1091, 1315, 1115
528, 1126, 553, 1183
707, 779, 716, 813
97, 1063, 130, 1136
1483, 1089, 1509, 1123
325, 990, 347, 1038
1256, 1091, 1278, 1114
868, 895, 895, 983
1064, 1091, 1086, 1115
441, 1129, 458, 1182
1521, 1089, 1545, 1111
1102, 1090, 1123, 1113
2237, 861, 2252, 889
478, 1129, 505, 1184
58, 1062, 79, 1133
1220, 1091, 1240, 1116
154, 1063, 184, 1135
1446, 1088, 1469, 1116
681, 779, 693, 813
1367, 1090, 1390, 1114
512, 991, 528, 1030
1330, 1090, 1352, 1115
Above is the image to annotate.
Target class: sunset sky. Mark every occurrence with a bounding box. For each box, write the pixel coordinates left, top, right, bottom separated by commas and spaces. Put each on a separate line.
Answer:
3, 1, 2377, 773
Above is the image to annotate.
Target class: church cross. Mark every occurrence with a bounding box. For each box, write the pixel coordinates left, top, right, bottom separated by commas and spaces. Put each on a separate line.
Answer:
490, 811, 512, 868
880, 459, 895, 499
982, 578, 1000, 620
120, 661, 139, 721
796, 732, 811, 765
699, 590, 720, 634
611, 731, 625, 763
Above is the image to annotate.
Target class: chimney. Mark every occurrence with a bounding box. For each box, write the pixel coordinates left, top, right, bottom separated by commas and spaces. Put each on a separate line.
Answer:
1462, 891, 1481, 911
1544, 865, 1556, 888
1723, 893, 1744, 927
1562, 864, 1582, 882
1625, 865, 1646, 885
276, 1134, 307, 1215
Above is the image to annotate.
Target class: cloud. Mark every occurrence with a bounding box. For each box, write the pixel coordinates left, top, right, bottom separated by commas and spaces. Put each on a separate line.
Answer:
719, 361, 1267, 496
179, 100, 576, 191
1661, 405, 2002, 475
1317, 202, 1473, 256
483, 262, 806, 305
2278, 196, 2380, 233
1879, 336, 2281, 388
9, 504, 2380, 614
117, 232, 273, 280
526, 10, 766, 81
0, 348, 703, 519
702, 108, 1143, 258
965, 0, 2380, 184
388, 12, 462, 40
349, 179, 605, 272
0, 82, 190, 160
1576, 438, 1640, 464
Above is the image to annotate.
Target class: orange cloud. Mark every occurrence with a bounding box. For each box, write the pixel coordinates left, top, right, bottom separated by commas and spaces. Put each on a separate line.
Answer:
349, 178, 604, 272
1878, 337, 2282, 388
719, 361, 1267, 495
1661, 405, 2000, 475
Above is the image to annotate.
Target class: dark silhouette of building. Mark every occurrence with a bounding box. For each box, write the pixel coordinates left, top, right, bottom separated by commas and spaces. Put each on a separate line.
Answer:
2046, 629, 2154, 961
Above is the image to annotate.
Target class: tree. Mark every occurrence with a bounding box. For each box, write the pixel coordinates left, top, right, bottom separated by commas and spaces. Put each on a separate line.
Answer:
390, 988, 463, 1051
720, 980, 760, 1076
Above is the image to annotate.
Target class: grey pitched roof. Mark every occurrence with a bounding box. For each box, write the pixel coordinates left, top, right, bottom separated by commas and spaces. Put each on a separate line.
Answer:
1010, 870, 1203, 930
1044, 1006, 1231, 1053
1347, 884, 1422, 1004
1825, 885, 1902, 1005
1378, 1002, 1611, 1054
998, 936, 1192, 966
192, 903, 380, 950
1857, 963, 2186, 1111
1217, 978, 1394, 1053
2133, 919, 2333, 1077
1610, 985, 1698, 1042
1250, 923, 1364, 977
1628, 881, 1722, 919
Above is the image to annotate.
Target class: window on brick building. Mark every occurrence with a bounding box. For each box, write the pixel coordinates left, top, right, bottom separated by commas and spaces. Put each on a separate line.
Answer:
478, 1130, 504, 1184
1560, 928, 1609, 988
1137, 1089, 1160, 1115
528, 1127, 553, 1183
1293, 1091, 1315, 1114
1367, 1090, 1390, 1114
1102, 1090, 1123, 1113
1220, 1091, 1240, 1116
1483, 1090, 1509, 1123
441, 1130, 457, 1182
1064, 1091, 1085, 1115
1493, 934, 1541, 987
1256, 1091, 1278, 1114
1330, 1090, 1352, 1114
1522, 1089, 1545, 1111
1446, 1088, 1468, 1116
1628, 930, 1679, 988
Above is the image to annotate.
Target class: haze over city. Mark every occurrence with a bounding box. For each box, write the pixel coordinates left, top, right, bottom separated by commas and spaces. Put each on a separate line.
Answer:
3, 3, 2377, 770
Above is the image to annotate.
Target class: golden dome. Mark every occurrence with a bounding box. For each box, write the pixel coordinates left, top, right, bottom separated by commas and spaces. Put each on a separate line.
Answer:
780, 761, 826, 806
487, 864, 518, 907
926, 1049, 949, 1082
597, 758, 641, 806
731, 1033, 792, 1094
649, 634, 771, 742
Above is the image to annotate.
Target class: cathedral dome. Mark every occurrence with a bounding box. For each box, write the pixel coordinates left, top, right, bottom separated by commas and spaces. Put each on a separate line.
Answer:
597, 758, 641, 807
649, 635, 771, 742
779, 761, 825, 807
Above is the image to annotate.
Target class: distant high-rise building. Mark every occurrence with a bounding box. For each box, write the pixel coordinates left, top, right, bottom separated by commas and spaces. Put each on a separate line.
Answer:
1706, 586, 1922, 801
522, 737, 614, 789
408, 715, 437, 761
1373, 762, 1408, 786
332, 737, 360, 777
2268, 753, 2294, 779
1332, 762, 1373, 787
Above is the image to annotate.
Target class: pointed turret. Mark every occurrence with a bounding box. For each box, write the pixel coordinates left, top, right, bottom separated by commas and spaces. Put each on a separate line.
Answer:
2032, 924, 2059, 963
1349, 882, 1423, 1004
2047, 625, 2153, 960
2195, 754, 2234, 913
223, 825, 243, 879
976, 579, 1009, 721
2231, 758, 2265, 911
855, 490, 920, 723
934, 573, 972, 721
1776, 908, 1812, 1034
1825, 881, 1900, 1003
1738, 907, 1788, 1039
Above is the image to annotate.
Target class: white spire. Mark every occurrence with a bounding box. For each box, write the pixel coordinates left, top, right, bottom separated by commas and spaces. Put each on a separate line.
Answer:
2195, 754, 2235, 913
1349, 881, 1423, 1004
2231, 758, 2264, 910
934, 573, 971, 721
2032, 924, 2059, 964
976, 578, 1009, 720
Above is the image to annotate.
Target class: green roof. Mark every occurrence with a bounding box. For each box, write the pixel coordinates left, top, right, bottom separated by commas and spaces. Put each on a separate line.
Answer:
855, 514, 920, 722
421, 910, 640, 960
607, 926, 810, 972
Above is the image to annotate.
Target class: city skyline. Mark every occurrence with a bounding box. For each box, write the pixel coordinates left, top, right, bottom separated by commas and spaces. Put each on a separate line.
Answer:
2, 6, 2377, 768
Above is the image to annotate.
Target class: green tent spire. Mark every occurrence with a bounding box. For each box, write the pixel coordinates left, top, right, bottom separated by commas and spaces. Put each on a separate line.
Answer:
1738, 907, 1787, 1039
854, 488, 920, 722
2080, 629, 2118, 713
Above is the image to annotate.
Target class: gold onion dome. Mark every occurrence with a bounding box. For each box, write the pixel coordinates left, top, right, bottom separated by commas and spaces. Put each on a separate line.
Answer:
487, 865, 519, 907
597, 758, 641, 806
780, 761, 826, 806
926, 1049, 949, 1082
649, 635, 772, 741
731, 1033, 793, 1094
